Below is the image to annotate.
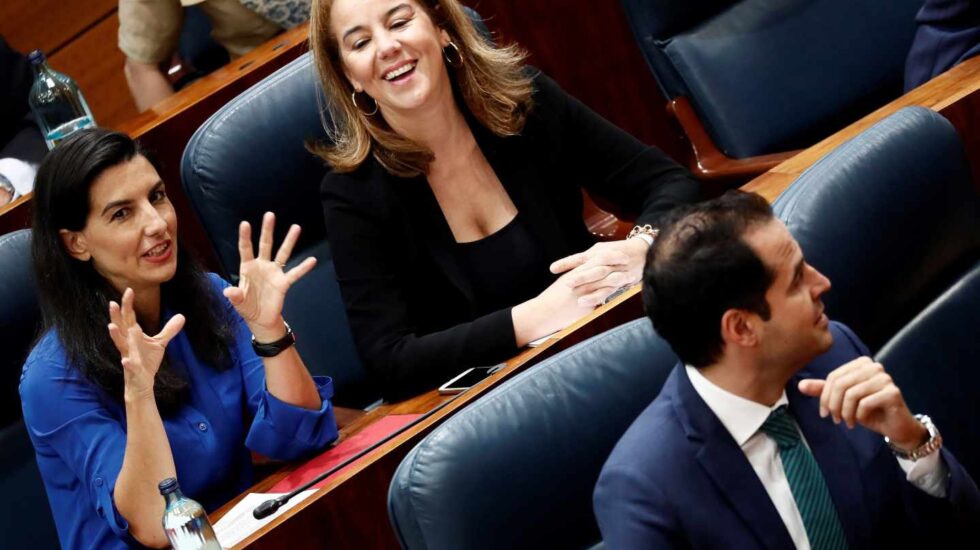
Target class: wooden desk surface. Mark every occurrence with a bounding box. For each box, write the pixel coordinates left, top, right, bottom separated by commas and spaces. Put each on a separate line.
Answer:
212, 284, 645, 549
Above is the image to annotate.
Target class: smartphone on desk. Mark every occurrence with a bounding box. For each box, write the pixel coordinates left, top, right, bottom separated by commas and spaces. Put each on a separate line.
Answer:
438, 364, 504, 395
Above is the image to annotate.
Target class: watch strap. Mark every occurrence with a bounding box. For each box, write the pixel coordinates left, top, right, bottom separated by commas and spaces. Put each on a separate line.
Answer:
886, 414, 942, 461
251, 322, 296, 357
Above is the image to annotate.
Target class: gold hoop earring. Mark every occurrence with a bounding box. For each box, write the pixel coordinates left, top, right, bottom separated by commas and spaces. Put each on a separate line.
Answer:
351, 90, 379, 116
443, 41, 464, 68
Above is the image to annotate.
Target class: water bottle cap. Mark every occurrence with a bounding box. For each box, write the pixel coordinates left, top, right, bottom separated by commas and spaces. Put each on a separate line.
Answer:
158, 477, 179, 495
28, 50, 46, 65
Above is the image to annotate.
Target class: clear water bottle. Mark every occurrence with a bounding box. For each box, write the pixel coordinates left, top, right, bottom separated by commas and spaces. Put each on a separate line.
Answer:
159, 477, 223, 550
27, 50, 96, 150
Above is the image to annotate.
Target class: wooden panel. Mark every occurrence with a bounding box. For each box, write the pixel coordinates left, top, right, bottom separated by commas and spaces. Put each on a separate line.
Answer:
48, 13, 139, 130
0, 0, 116, 56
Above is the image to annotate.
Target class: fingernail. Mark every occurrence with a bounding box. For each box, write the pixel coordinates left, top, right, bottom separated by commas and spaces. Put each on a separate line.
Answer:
820, 407, 827, 418
833, 416, 840, 425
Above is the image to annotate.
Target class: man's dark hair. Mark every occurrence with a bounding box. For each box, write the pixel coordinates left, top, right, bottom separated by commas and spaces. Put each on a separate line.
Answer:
642, 191, 776, 367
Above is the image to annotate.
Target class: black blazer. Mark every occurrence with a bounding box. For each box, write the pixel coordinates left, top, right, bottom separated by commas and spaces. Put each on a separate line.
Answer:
321, 73, 701, 401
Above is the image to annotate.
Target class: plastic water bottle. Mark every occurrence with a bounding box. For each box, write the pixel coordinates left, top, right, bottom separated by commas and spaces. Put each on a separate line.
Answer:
27, 50, 96, 150
159, 478, 223, 550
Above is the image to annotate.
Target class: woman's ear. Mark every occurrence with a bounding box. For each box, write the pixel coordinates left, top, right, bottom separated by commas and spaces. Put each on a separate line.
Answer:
59, 229, 91, 262
440, 29, 451, 47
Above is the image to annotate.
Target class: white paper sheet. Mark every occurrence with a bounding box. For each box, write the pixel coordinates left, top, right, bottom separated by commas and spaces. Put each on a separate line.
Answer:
213, 490, 317, 548
526, 333, 557, 347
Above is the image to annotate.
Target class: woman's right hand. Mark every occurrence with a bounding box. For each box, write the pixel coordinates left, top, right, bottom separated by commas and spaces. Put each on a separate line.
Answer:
107, 288, 185, 402
512, 273, 596, 347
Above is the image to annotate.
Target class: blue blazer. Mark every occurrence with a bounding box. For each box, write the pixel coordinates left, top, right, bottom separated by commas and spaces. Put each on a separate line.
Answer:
594, 322, 980, 549
905, 0, 980, 90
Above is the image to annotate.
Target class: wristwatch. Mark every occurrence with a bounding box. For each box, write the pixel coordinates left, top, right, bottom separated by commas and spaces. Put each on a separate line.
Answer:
251, 322, 296, 357
885, 414, 942, 461
628, 224, 659, 247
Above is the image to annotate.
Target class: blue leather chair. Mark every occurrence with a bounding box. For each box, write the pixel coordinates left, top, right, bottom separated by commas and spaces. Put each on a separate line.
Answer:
0, 229, 59, 549
180, 52, 375, 408
773, 106, 980, 476
619, 0, 923, 178
180, 8, 490, 409
387, 319, 677, 549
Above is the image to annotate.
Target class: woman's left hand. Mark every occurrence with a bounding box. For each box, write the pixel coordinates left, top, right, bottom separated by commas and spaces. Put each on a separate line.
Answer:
549, 238, 650, 307
224, 212, 317, 341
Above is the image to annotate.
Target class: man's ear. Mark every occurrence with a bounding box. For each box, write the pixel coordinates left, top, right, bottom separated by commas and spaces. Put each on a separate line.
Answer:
720, 309, 759, 349
59, 229, 91, 262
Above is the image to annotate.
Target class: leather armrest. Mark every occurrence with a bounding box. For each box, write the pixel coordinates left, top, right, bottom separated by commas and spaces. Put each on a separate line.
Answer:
668, 96, 800, 182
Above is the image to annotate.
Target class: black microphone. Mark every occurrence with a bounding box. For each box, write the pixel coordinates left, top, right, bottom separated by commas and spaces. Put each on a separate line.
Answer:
252, 390, 467, 520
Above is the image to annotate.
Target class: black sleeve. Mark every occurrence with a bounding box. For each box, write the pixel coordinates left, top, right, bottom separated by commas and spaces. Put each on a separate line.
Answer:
532, 73, 702, 228
0, 36, 34, 138
321, 173, 518, 401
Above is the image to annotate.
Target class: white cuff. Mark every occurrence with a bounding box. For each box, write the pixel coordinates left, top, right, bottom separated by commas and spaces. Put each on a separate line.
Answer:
897, 449, 948, 498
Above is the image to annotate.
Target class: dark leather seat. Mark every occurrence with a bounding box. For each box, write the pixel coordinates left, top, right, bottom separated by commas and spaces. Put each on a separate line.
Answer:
180, 53, 375, 408
773, 106, 980, 476
387, 319, 677, 549
772, 106, 980, 352
0, 229, 59, 549
619, 0, 923, 178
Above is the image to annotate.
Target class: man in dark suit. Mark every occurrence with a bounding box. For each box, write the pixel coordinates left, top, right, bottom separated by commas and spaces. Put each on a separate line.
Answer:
593, 191, 980, 549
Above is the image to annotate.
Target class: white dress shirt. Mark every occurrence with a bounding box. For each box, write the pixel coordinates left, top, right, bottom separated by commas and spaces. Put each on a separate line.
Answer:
685, 366, 947, 550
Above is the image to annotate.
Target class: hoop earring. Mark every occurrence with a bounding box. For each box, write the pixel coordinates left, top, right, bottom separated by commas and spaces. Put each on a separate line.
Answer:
443, 41, 464, 68
351, 90, 379, 116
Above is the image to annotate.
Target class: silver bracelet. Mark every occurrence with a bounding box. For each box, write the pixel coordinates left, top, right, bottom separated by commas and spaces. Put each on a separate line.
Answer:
628, 224, 659, 247
885, 414, 942, 461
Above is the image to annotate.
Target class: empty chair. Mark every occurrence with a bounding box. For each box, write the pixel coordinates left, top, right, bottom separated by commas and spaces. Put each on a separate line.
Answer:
388, 318, 678, 549
619, 0, 923, 179
0, 229, 59, 549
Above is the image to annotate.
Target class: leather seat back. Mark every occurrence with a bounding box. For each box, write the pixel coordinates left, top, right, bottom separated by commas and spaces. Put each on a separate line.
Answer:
388, 319, 678, 549
620, 0, 922, 158
180, 53, 375, 407
0, 229, 40, 425
0, 229, 58, 548
876, 262, 980, 476
773, 106, 980, 351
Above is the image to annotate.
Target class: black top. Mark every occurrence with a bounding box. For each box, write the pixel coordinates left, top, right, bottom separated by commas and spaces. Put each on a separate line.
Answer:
454, 212, 554, 317
321, 72, 701, 401
0, 36, 34, 145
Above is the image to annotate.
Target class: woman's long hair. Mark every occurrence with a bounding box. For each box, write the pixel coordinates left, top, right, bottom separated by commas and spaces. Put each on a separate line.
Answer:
309, 0, 534, 177
31, 129, 235, 413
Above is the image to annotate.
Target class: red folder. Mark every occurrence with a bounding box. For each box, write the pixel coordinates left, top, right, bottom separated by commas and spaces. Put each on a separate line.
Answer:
269, 414, 423, 493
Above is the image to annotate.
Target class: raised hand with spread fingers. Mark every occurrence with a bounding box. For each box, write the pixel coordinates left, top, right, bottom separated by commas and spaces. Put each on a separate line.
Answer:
223, 211, 317, 342
107, 287, 186, 401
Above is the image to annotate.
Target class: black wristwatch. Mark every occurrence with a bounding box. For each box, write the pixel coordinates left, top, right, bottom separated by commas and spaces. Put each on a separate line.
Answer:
251, 322, 296, 357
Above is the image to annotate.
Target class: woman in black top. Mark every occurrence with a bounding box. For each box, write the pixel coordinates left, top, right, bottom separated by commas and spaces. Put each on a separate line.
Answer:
311, 0, 701, 400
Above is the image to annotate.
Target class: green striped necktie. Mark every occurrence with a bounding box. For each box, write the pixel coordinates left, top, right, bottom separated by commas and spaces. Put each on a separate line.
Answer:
759, 406, 849, 550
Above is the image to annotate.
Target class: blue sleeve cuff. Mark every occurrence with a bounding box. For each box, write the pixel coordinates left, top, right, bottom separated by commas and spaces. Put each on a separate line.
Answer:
245, 376, 339, 461
92, 473, 136, 543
